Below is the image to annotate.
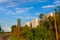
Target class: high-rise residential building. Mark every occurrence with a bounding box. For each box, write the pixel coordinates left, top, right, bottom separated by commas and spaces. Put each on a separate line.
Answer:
25, 22, 32, 27
31, 18, 40, 28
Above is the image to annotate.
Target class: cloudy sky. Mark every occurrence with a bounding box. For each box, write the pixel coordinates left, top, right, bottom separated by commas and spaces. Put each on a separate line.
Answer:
0, 0, 60, 32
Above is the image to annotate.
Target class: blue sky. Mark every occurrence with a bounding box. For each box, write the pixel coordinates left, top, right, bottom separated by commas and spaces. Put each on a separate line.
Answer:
0, 0, 60, 32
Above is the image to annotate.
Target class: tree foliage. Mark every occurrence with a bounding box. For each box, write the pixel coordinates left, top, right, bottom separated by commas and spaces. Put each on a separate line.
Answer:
10, 6, 60, 40
39, 13, 44, 19
0, 25, 1, 32
11, 25, 16, 32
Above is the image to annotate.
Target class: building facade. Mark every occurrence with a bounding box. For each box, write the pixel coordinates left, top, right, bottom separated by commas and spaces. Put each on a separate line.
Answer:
31, 18, 39, 28
25, 22, 32, 27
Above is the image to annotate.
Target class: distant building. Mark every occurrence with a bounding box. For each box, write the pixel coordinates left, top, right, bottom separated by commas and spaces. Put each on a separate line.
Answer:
25, 22, 32, 27
49, 13, 53, 17
31, 18, 40, 28
43, 13, 53, 20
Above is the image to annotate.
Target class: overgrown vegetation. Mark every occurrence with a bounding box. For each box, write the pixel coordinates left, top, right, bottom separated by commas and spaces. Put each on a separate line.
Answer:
10, 6, 60, 40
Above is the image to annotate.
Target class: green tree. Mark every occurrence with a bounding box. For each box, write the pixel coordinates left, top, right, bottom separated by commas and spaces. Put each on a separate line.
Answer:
34, 21, 55, 40
20, 26, 33, 40
0, 25, 1, 32
39, 13, 44, 19
39, 12, 55, 40
11, 25, 16, 32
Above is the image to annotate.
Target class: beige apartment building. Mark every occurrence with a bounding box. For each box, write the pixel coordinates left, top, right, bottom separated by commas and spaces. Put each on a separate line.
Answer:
31, 18, 40, 28
25, 18, 40, 28
25, 22, 32, 27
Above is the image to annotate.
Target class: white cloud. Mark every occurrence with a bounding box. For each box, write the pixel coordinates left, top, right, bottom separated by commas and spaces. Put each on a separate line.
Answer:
6, 10, 15, 15
26, 16, 37, 19
0, 7, 15, 15
0, 0, 18, 7
42, 4, 60, 8
0, 7, 5, 11
54, 0, 60, 4
0, 6, 8, 11
0, 0, 49, 8
13, 16, 37, 19
53, 0, 60, 7
15, 7, 33, 14
0, 20, 11, 32
5, 7, 33, 15
42, 5, 55, 8
19, 0, 49, 3
0, 0, 11, 3
34, 13, 40, 16
0, 0, 8, 2
0, 0, 49, 3
6, 2, 18, 7
3, 26, 11, 32
55, 4, 60, 6
16, 8, 27, 14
